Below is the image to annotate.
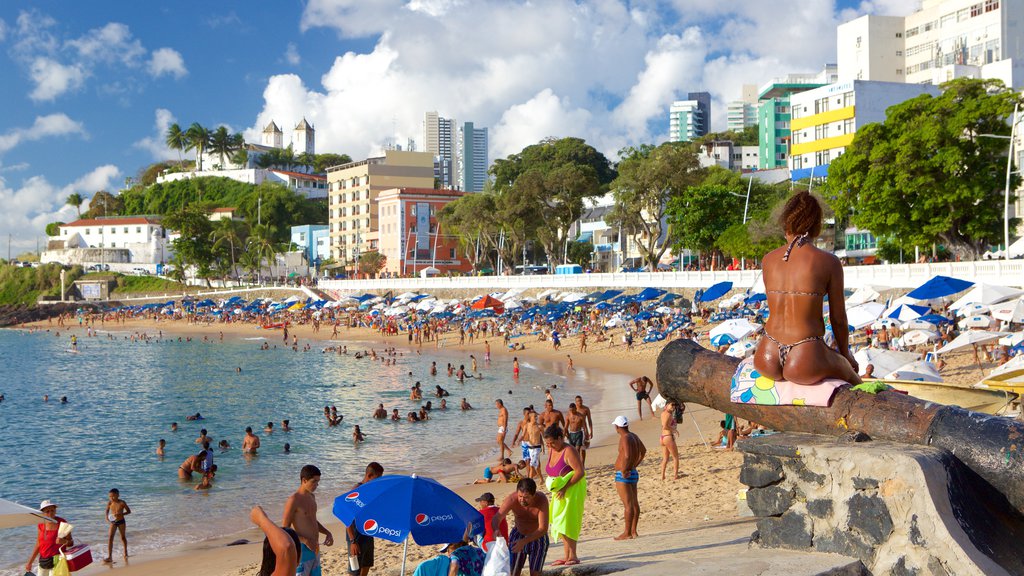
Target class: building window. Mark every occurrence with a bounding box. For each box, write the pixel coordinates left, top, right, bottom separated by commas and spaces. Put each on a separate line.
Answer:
843, 119, 855, 133
896, 50, 903, 56
895, 32, 903, 38
984, 0, 998, 12
971, 3, 982, 17
123, 227, 128, 233
85, 229, 90, 235
136, 227, 141, 233
449, 248, 456, 259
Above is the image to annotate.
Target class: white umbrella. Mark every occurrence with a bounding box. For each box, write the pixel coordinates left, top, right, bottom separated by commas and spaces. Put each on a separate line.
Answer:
537, 289, 558, 300
709, 319, 760, 341
725, 341, 757, 358
887, 304, 927, 322
935, 331, 1006, 354
845, 285, 884, 307
901, 330, 940, 347
990, 354, 1024, 378
950, 283, 1024, 310
991, 299, 1024, 323
998, 332, 1024, 347
655, 306, 673, 315
846, 302, 886, 330
504, 300, 523, 310
885, 360, 943, 382
956, 303, 990, 317
958, 315, 994, 329
0, 498, 50, 529
901, 319, 937, 332
604, 317, 622, 328
415, 300, 436, 311
854, 348, 921, 377
871, 318, 901, 330
561, 292, 587, 303
396, 292, 418, 300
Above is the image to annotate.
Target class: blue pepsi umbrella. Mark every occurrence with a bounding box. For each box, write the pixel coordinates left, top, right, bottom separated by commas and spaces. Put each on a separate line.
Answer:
906, 275, 973, 300
698, 281, 733, 303
918, 314, 952, 325
744, 293, 767, 304
887, 304, 930, 321
710, 333, 737, 347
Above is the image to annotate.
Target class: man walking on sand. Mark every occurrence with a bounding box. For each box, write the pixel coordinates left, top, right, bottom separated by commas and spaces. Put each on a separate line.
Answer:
612, 416, 646, 540
628, 376, 655, 420
347, 462, 384, 576
283, 465, 334, 576
574, 395, 593, 466
496, 399, 512, 459
493, 479, 549, 576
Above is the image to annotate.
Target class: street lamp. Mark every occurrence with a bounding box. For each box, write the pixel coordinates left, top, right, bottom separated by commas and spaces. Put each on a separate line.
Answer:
727, 175, 756, 269
979, 102, 1022, 261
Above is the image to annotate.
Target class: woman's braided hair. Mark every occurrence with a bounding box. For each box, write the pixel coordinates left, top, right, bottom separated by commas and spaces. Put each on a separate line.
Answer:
779, 191, 822, 239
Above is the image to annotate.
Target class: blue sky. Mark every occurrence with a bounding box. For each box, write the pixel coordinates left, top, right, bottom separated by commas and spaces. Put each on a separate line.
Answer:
0, 0, 907, 252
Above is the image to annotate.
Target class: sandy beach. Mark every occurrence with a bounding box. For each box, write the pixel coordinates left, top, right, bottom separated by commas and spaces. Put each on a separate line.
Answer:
17, 303, 1008, 576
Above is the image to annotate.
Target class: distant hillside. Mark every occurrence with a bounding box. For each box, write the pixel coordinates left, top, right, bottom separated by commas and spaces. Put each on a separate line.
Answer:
0, 263, 83, 306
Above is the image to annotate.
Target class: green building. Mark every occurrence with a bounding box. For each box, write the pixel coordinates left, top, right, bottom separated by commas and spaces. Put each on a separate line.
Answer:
757, 66, 837, 169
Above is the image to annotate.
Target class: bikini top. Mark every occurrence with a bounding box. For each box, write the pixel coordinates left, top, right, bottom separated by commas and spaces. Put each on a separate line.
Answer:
767, 232, 825, 297
546, 449, 572, 478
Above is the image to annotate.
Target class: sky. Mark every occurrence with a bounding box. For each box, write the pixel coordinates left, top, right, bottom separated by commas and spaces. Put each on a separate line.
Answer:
0, 0, 917, 254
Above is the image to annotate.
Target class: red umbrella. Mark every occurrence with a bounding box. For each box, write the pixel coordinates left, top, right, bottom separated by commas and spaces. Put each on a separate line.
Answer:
471, 295, 504, 314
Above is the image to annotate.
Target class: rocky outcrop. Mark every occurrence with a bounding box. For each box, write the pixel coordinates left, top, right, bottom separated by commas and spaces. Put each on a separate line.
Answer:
0, 303, 96, 327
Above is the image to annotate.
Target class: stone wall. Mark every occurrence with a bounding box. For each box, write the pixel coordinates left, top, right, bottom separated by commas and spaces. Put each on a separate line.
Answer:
738, 433, 1024, 575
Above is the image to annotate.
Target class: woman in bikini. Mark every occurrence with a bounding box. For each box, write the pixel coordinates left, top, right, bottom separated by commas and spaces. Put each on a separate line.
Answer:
178, 451, 206, 480
753, 191, 861, 386
660, 400, 681, 480
544, 425, 585, 566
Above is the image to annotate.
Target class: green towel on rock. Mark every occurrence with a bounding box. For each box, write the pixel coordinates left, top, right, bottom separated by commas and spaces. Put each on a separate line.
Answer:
851, 381, 891, 394
546, 471, 587, 541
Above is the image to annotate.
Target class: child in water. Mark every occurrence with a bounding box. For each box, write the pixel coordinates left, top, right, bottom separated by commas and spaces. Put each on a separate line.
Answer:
103, 488, 131, 562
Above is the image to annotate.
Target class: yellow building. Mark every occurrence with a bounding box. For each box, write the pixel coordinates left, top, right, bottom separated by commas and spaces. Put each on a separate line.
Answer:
326, 150, 434, 262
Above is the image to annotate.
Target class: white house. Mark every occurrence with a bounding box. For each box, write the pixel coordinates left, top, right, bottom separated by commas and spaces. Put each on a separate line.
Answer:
41, 217, 174, 271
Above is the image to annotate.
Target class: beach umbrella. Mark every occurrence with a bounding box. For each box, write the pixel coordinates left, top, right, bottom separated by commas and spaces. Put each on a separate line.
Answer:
870, 318, 901, 330
958, 315, 994, 330
990, 354, 1024, 379
710, 318, 759, 342
854, 348, 920, 377
0, 498, 52, 529
956, 303, 991, 317
846, 302, 886, 330
999, 332, 1024, 347
561, 292, 587, 303
918, 314, 952, 326
887, 304, 930, 321
991, 299, 1024, 323
744, 293, 767, 305
901, 319, 937, 332
906, 275, 974, 300
901, 330, 940, 347
885, 360, 943, 382
725, 341, 757, 358
710, 333, 737, 347
845, 285, 885, 306
333, 475, 484, 576
604, 317, 622, 328
935, 331, 1006, 354
655, 306, 673, 315
636, 287, 667, 301
950, 283, 1024, 310
698, 281, 733, 303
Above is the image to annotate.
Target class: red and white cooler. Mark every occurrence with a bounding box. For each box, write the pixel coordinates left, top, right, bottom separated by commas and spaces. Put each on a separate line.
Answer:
63, 544, 94, 571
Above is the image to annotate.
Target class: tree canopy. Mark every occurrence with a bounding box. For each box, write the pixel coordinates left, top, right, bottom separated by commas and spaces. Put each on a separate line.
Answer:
824, 78, 1022, 259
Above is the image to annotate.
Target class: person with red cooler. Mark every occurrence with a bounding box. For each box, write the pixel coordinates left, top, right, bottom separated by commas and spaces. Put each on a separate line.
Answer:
474, 492, 508, 552
25, 499, 66, 576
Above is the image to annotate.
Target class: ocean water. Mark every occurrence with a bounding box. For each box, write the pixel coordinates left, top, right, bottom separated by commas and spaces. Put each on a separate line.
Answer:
0, 327, 620, 573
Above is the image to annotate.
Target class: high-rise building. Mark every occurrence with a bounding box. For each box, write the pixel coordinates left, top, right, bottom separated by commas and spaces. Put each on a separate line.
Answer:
459, 122, 488, 192
837, 0, 1024, 88
326, 150, 435, 262
668, 92, 711, 142
424, 112, 458, 189
757, 65, 838, 169
726, 84, 759, 132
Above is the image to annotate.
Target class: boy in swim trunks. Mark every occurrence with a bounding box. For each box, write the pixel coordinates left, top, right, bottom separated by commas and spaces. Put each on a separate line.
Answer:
283, 465, 334, 576
612, 416, 646, 540
103, 488, 131, 562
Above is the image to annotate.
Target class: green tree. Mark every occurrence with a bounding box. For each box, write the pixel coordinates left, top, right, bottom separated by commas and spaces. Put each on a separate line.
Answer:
208, 126, 243, 169
164, 205, 215, 279
82, 190, 124, 219
604, 142, 704, 270
358, 251, 387, 276
66, 193, 84, 218
247, 223, 280, 278
185, 122, 212, 171
45, 222, 65, 236
314, 153, 352, 173
565, 240, 594, 268
437, 191, 501, 272
666, 184, 744, 254
136, 161, 179, 187
165, 123, 188, 168
210, 217, 248, 282
825, 78, 1022, 259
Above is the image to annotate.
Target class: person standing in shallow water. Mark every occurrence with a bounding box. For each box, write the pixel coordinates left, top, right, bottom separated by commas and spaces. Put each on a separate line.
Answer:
753, 191, 860, 386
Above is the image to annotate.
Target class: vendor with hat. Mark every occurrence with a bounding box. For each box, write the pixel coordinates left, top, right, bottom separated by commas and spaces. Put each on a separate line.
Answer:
25, 499, 67, 576
474, 492, 508, 551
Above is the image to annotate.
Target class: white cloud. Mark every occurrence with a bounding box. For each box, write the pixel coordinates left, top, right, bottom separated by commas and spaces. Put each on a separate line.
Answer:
491, 90, 594, 159
0, 114, 87, 154
284, 42, 301, 66
133, 108, 181, 161
0, 165, 121, 252
148, 47, 188, 79
28, 57, 86, 101
0, 18, 7, 42
67, 22, 146, 66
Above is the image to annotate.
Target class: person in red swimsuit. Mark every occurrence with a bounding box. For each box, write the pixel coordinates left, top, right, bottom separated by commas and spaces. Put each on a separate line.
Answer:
25, 499, 67, 576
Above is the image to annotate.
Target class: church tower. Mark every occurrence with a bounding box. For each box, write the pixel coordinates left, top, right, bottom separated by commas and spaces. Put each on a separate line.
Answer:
294, 118, 315, 156
262, 121, 283, 149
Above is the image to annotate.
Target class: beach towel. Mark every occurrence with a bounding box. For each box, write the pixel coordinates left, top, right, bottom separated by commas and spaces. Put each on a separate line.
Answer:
730, 357, 845, 407
545, 471, 586, 541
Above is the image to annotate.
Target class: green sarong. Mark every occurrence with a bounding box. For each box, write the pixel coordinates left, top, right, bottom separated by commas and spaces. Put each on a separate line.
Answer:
546, 471, 587, 541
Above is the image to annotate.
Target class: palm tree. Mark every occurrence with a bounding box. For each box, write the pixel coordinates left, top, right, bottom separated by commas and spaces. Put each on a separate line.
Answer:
209, 126, 243, 169
185, 122, 211, 172
66, 193, 84, 218
247, 224, 279, 280
165, 123, 187, 168
210, 218, 246, 282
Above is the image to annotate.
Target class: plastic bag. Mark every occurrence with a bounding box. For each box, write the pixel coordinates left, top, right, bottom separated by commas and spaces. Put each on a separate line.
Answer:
52, 556, 70, 576
482, 537, 510, 576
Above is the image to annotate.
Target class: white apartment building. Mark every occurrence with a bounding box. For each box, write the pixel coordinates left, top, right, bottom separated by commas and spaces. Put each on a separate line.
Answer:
424, 112, 458, 189
726, 84, 759, 132
159, 168, 327, 199
697, 141, 760, 171
41, 217, 173, 269
838, 0, 1024, 88
788, 80, 940, 175
668, 92, 710, 142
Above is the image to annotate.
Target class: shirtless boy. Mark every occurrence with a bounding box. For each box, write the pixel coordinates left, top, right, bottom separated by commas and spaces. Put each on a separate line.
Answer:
243, 426, 261, 455
628, 376, 656, 420
612, 416, 646, 540
495, 399, 512, 458
283, 465, 334, 576
103, 488, 131, 563
522, 411, 544, 480
494, 478, 550, 576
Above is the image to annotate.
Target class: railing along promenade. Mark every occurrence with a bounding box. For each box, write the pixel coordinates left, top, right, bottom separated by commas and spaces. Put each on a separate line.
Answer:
320, 260, 1024, 293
